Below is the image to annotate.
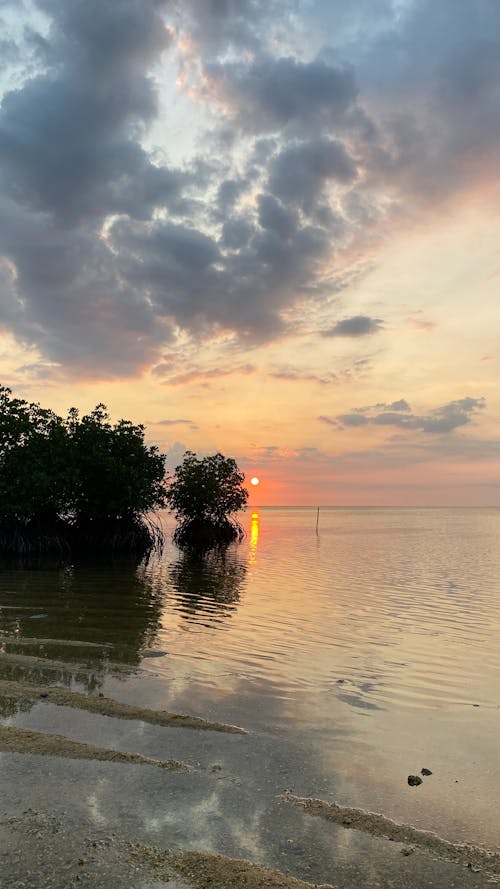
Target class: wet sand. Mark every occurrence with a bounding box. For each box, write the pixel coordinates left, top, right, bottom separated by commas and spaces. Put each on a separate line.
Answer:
0, 724, 190, 770
1, 681, 498, 887
283, 794, 500, 879
129, 844, 334, 889
0, 678, 246, 733
0, 810, 333, 889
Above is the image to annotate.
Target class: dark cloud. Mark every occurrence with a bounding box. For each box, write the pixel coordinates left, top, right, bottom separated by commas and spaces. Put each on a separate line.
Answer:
379, 399, 410, 412
323, 315, 384, 337
0, 0, 189, 373
319, 413, 364, 428
202, 54, 357, 132
215, 177, 248, 214
257, 194, 298, 240
111, 208, 342, 343
0, 195, 171, 376
1, 0, 360, 375
170, 0, 274, 56
221, 216, 256, 250
416, 397, 486, 434
321, 397, 486, 434
268, 138, 357, 210
0, 0, 499, 379
354, 1, 500, 203
0, 0, 177, 224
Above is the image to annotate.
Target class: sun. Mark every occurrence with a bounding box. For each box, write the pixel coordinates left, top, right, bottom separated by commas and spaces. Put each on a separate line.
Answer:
250, 476, 260, 486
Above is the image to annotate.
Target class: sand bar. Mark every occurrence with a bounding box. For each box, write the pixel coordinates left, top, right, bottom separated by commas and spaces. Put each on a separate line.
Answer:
0, 724, 189, 770
0, 634, 114, 649
0, 678, 246, 733
128, 843, 334, 889
0, 649, 135, 675
283, 794, 500, 878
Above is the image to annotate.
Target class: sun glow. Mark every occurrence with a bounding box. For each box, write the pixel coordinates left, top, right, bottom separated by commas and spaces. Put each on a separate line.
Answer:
250, 477, 260, 486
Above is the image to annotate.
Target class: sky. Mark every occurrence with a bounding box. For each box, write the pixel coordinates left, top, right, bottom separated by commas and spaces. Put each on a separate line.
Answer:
0, 0, 499, 506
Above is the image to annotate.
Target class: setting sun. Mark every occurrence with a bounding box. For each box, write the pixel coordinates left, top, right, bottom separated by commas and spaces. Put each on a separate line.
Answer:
250, 477, 260, 486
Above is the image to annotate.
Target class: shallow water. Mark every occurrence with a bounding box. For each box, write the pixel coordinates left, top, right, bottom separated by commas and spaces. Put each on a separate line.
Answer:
1, 507, 500, 885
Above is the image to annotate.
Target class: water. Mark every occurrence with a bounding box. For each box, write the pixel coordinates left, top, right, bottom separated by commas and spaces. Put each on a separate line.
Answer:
1, 507, 500, 885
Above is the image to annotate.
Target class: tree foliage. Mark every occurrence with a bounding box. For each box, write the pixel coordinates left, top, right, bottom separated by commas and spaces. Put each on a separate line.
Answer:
166, 451, 248, 550
0, 385, 167, 554
67, 404, 167, 524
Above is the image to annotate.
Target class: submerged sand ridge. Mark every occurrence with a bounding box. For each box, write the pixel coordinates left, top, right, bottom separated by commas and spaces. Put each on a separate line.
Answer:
128, 844, 334, 889
0, 649, 136, 676
283, 794, 500, 880
0, 724, 189, 770
0, 678, 246, 733
0, 634, 114, 649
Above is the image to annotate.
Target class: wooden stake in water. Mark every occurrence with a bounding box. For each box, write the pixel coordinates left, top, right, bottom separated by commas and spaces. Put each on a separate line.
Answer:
315, 507, 320, 533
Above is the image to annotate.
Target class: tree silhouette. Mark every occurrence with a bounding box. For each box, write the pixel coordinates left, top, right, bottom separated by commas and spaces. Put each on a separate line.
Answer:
0, 386, 166, 554
166, 451, 248, 550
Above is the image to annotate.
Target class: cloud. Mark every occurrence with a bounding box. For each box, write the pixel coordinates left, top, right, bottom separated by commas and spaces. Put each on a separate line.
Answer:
170, 0, 273, 56
356, 1, 500, 204
110, 207, 344, 344
0, 0, 178, 224
152, 362, 256, 387
0, 196, 171, 376
270, 367, 337, 385
201, 54, 358, 133
248, 444, 320, 460
323, 315, 384, 337
0, 0, 499, 378
162, 441, 189, 473
348, 399, 411, 414
321, 397, 486, 434
416, 398, 486, 434
257, 194, 298, 240
337, 433, 500, 469
268, 138, 357, 211
376, 399, 410, 412
155, 418, 197, 428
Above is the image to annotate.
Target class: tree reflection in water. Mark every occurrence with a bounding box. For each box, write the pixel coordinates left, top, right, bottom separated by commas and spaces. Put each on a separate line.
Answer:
0, 554, 166, 716
168, 548, 247, 621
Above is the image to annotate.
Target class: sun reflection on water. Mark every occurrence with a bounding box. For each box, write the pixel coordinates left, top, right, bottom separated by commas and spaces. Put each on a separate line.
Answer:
249, 511, 259, 563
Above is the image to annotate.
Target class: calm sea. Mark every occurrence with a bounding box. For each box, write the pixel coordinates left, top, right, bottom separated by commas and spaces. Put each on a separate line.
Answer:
1, 507, 500, 885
